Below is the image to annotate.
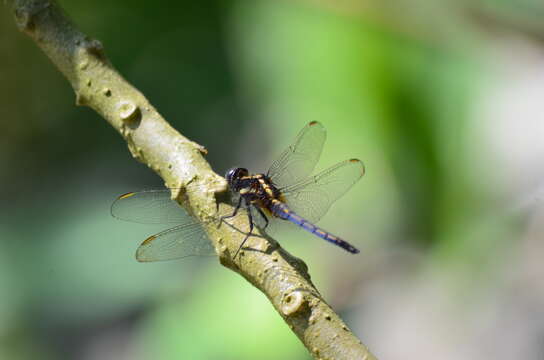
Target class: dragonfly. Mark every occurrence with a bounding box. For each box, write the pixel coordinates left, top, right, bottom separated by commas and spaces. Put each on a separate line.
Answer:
111, 121, 365, 262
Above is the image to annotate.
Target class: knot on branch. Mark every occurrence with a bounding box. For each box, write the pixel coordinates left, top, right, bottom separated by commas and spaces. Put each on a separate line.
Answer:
282, 290, 306, 316
13, 0, 51, 32
76, 36, 105, 60
118, 100, 141, 128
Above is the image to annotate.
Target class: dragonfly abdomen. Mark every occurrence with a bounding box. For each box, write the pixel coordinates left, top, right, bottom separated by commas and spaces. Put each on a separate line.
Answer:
270, 200, 360, 254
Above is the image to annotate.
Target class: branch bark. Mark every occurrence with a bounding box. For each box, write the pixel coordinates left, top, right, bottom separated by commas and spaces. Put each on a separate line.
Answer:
8, 1, 377, 359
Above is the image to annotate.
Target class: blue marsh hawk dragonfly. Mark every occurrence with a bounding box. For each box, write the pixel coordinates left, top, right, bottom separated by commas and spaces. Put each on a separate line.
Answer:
111, 121, 365, 262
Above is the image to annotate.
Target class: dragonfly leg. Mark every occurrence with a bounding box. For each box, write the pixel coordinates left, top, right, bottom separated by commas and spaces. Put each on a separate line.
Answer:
233, 201, 254, 259
255, 206, 269, 230
220, 196, 242, 225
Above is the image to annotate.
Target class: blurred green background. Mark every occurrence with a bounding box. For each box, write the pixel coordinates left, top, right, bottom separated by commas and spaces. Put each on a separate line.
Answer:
2, 0, 544, 359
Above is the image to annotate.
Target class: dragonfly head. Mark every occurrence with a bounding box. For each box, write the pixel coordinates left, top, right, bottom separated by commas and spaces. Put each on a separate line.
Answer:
225, 167, 248, 191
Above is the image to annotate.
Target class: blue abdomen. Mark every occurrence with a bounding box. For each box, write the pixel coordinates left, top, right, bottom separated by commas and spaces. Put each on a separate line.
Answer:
270, 201, 359, 254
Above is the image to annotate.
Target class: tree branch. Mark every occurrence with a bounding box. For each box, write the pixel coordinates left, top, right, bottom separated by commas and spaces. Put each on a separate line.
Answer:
8, 1, 377, 358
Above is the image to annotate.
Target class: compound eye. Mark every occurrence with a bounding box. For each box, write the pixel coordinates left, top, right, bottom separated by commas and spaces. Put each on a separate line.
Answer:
226, 168, 236, 181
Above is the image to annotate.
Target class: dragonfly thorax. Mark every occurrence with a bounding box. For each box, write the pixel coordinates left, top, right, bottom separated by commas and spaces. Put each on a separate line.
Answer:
226, 167, 282, 207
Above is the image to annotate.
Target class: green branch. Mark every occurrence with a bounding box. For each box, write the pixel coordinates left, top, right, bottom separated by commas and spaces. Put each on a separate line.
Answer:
8, 1, 377, 359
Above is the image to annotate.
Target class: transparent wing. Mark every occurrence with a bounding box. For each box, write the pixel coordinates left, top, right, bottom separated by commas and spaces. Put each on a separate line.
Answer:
111, 190, 190, 224
136, 223, 215, 262
267, 121, 326, 189
282, 159, 365, 224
